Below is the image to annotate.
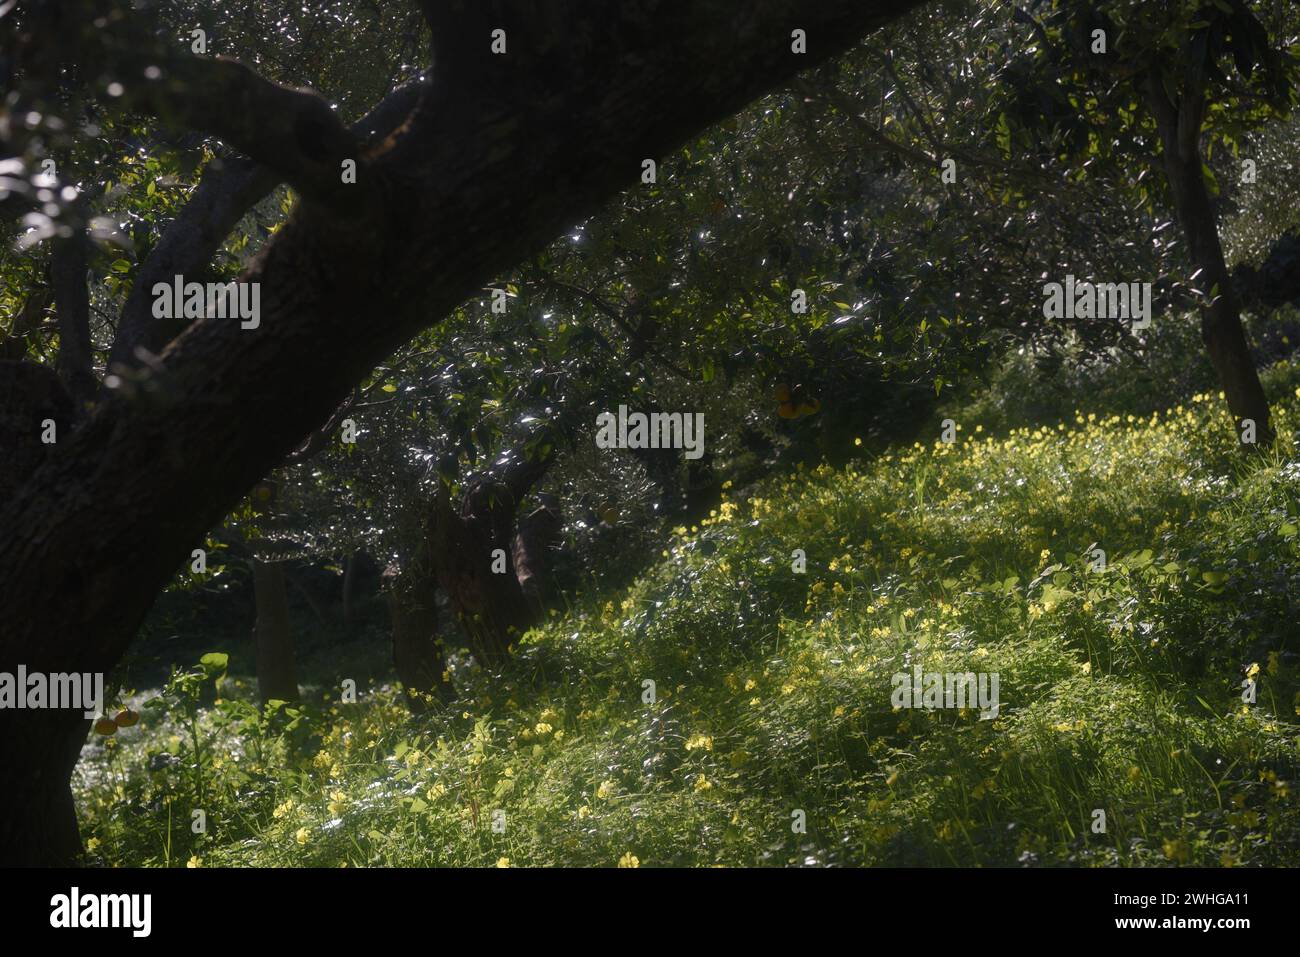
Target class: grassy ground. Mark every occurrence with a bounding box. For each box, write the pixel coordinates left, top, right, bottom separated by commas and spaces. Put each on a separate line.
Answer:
76, 362, 1300, 867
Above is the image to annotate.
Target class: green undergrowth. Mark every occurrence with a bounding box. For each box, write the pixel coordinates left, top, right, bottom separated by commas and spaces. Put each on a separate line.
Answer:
76, 362, 1300, 867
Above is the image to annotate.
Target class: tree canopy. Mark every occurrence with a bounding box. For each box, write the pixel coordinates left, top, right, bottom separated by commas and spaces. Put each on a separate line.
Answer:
1, 0, 1298, 870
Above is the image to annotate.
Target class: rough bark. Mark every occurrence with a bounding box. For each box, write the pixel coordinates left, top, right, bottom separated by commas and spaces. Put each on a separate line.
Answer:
0, 360, 74, 501
0, 0, 924, 866
0, 365, 92, 867
108, 80, 426, 371
251, 560, 299, 705
108, 158, 278, 370
429, 482, 538, 665
425, 433, 559, 660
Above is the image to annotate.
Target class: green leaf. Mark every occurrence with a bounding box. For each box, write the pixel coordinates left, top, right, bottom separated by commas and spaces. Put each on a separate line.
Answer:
1201, 162, 1220, 197
995, 112, 1012, 158
199, 652, 228, 674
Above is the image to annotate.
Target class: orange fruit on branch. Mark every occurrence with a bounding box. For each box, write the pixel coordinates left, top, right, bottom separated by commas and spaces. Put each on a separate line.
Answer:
93, 717, 118, 736
797, 398, 821, 416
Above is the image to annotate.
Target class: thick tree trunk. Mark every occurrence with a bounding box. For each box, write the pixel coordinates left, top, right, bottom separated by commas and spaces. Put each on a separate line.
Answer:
0, 0, 921, 865
0, 361, 73, 501
106, 82, 425, 371
1146, 75, 1273, 445
429, 440, 558, 661
252, 560, 299, 705
382, 563, 448, 712
0, 710, 87, 866
0, 362, 84, 865
429, 487, 538, 664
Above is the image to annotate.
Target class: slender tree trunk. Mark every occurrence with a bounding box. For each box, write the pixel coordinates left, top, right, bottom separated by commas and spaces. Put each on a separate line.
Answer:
50, 215, 97, 414
341, 550, 358, 634
512, 503, 562, 616
252, 559, 298, 704
1163, 154, 1272, 443
1146, 75, 1273, 445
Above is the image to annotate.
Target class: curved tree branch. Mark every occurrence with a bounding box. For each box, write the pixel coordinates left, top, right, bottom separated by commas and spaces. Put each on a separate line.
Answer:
108, 78, 429, 371
0, 0, 929, 866
112, 54, 365, 209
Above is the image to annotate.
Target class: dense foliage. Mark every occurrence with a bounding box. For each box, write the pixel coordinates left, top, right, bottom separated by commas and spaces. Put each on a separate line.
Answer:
4, 0, 1300, 869
76, 358, 1300, 866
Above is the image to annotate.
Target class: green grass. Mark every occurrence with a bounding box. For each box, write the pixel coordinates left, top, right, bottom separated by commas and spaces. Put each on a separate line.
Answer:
76, 363, 1300, 867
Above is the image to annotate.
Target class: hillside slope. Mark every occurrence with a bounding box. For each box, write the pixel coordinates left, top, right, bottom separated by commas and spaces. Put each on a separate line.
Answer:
78, 365, 1300, 867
